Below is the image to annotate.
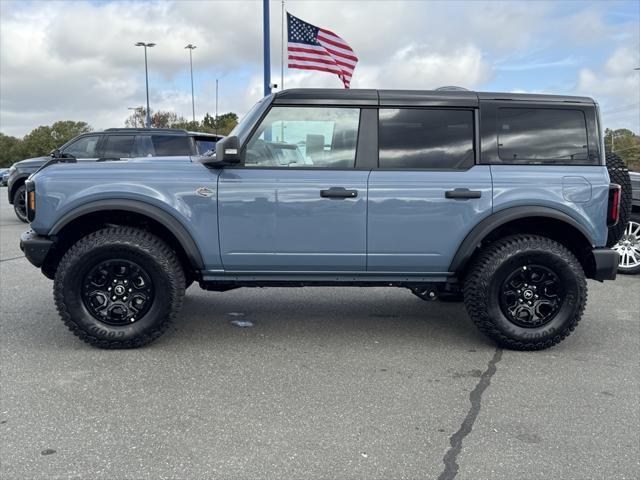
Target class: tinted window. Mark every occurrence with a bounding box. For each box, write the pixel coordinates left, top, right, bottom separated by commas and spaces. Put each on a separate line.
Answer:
102, 135, 135, 158
379, 109, 474, 169
245, 106, 360, 168
151, 135, 192, 156
497, 108, 589, 163
63, 135, 100, 158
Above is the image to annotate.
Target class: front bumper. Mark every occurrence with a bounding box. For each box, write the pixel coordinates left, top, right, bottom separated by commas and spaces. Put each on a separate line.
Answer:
592, 248, 619, 281
20, 230, 53, 268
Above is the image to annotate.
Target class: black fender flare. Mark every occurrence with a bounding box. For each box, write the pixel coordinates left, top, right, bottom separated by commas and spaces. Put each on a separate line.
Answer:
449, 206, 594, 273
49, 199, 204, 269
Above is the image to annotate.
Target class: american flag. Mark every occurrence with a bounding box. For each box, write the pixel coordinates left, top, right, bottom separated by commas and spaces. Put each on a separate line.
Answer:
287, 12, 358, 88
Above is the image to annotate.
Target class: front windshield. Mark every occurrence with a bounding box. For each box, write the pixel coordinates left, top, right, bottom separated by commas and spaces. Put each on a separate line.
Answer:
228, 96, 271, 143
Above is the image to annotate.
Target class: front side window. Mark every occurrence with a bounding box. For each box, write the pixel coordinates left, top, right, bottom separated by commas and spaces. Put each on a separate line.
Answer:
102, 135, 135, 158
245, 106, 360, 168
379, 109, 475, 169
63, 135, 101, 158
497, 108, 589, 163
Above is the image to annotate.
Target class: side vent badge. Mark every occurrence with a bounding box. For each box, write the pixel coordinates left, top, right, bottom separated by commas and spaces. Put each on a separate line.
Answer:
196, 187, 215, 197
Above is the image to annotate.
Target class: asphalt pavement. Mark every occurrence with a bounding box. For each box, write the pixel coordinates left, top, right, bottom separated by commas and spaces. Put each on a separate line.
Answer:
0, 187, 638, 479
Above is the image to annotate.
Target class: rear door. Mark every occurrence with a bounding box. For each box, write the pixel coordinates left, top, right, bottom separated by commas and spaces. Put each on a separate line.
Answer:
218, 105, 370, 272
367, 107, 493, 272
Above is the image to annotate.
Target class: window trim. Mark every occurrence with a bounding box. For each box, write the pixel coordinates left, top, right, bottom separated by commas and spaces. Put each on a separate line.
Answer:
495, 106, 591, 164
376, 106, 478, 171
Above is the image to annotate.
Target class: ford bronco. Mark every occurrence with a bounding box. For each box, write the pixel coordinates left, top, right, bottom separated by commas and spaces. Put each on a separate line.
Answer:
20, 89, 628, 350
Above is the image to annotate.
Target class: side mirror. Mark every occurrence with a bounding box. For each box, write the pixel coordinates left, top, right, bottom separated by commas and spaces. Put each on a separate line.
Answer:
50, 149, 61, 158
217, 136, 241, 164
199, 136, 241, 167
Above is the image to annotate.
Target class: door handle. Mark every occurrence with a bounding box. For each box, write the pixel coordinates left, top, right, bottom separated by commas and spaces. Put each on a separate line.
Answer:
320, 187, 358, 199
445, 188, 482, 200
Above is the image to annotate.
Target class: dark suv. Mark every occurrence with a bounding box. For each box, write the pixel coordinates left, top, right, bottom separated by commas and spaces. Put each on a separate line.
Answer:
6, 128, 222, 222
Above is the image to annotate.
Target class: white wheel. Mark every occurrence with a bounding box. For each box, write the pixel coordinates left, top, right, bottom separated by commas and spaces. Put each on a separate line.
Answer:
612, 213, 640, 275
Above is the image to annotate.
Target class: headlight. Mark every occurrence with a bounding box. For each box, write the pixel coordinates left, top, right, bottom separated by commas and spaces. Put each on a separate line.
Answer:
8, 165, 16, 174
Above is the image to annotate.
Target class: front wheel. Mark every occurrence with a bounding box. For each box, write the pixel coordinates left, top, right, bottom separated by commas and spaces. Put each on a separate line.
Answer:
54, 227, 185, 348
464, 235, 587, 350
613, 212, 640, 275
12, 184, 28, 223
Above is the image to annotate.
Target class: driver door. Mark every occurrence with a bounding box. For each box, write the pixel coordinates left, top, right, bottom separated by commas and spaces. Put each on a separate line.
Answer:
217, 106, 369, 272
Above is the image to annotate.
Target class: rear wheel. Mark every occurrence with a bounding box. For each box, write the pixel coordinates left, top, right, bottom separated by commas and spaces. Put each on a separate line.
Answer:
12, 184, 28, 223
464, 235, 587, 350
613, 211, 640, 275
54, 227, 185, 348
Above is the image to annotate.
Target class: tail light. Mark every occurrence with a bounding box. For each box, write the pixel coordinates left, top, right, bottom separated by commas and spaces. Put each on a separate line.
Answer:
607, 184, 621, 227
25, 180, 36, 222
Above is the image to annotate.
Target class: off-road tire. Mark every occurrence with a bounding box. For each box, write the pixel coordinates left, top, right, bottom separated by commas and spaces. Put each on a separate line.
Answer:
12, 184, 28, 223
464, 235, 587, 350
54, 227, 185, 348
606, 152, 632, 247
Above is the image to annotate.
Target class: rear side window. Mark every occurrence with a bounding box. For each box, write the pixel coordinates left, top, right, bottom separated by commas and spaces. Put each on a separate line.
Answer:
151, 135, 192, 156
497, 108, 589, 163
102, 135, 135, 158
379, 109, 475, 169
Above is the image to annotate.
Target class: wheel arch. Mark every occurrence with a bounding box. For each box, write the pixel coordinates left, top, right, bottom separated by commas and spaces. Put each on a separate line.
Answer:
9, 175, 28, 202
43, 199, 204, 279
450, 206, 597, 277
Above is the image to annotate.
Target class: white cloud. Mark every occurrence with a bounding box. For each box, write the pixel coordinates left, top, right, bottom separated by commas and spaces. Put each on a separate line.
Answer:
0, 0, 638, 137
577, 46, 640, 131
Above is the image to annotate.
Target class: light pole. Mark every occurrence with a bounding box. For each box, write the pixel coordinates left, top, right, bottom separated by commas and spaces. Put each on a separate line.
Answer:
215, 78, 219, 137
185, 44, 197, 122
135, 42, 156, 128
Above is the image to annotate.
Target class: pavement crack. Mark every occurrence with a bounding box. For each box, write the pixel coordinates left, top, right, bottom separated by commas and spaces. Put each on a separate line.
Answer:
437, 347, 503, 480
0, 255, 25, 263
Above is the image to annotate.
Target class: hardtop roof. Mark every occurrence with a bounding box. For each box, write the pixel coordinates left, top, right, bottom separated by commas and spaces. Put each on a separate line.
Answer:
272, 88, 595, 106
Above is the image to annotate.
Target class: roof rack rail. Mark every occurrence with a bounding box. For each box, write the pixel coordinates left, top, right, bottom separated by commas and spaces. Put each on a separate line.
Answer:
103, 128, 188, 133
435, 86, 469, 92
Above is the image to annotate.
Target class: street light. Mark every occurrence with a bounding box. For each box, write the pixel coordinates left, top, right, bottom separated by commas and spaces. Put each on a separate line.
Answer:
135, 42, 156, 128
185, 44, 197, 122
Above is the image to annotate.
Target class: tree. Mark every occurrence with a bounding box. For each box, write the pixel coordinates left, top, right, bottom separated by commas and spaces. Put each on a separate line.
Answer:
123, 109, 238, 135
19, 121, 92, 160
605, 128, 640, 172
0, 133, 25, 167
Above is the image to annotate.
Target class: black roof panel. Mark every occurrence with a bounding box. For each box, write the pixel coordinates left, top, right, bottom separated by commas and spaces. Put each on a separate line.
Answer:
379, 89, 478, 107
272, 88, 594, 107
273, 88, 378, 105
477, 91, 594, 104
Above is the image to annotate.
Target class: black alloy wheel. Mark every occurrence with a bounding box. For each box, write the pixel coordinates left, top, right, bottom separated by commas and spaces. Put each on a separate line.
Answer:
498, 265, 563, 328
82, 259, 155, 326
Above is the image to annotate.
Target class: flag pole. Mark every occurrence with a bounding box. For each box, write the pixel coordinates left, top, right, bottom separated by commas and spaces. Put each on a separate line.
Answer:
281, 0, 285, 90
263, 0, 271, 97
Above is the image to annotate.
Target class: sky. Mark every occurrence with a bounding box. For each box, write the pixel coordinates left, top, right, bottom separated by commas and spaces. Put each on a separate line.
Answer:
0, 0, 638, 138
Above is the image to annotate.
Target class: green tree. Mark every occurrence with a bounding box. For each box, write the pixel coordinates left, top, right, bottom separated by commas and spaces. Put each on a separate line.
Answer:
19, 121, 92, 159
605, 128, 640, 172
0, 133, 25, 167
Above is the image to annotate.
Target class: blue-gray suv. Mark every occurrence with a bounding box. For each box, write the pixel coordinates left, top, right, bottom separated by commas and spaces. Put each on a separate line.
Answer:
20, 89, 628, 350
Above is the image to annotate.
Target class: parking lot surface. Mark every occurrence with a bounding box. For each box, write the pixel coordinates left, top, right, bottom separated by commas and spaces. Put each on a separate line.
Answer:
0, 187, 638, 479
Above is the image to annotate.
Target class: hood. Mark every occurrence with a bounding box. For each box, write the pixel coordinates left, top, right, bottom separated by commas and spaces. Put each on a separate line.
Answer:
15, 156, 50, 169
